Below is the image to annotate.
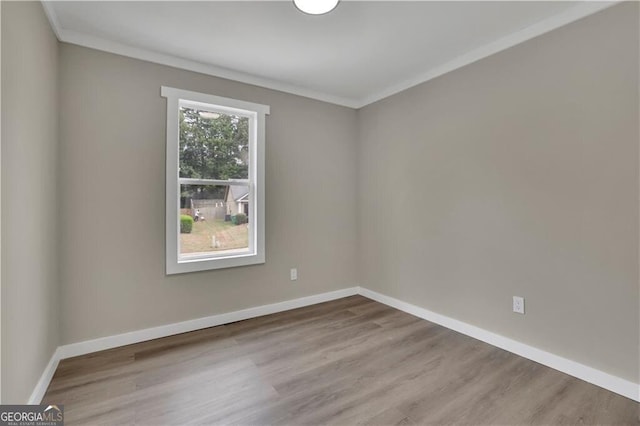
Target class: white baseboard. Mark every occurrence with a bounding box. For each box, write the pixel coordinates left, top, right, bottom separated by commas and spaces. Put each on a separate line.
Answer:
57, 287, 359, 360
30, 285, 639, 404
358, 287, 639, 402
28, 348, 61, 404
27, 287, 358, 403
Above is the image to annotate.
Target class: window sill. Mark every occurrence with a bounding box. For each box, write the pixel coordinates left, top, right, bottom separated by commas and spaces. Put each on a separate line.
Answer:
167, 251, 265, 275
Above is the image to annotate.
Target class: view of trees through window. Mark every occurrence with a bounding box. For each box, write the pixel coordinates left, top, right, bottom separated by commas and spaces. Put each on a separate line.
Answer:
178, 107, 251, 256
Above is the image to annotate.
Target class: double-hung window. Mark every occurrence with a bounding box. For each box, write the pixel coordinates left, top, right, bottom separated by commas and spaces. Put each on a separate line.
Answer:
162, 87, 269, 274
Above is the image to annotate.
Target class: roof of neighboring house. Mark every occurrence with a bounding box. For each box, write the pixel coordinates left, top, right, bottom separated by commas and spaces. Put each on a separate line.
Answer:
227, 185, 249, 202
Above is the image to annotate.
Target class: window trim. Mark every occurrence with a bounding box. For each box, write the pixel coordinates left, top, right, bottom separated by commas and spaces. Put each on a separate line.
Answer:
161, 86, 269, 274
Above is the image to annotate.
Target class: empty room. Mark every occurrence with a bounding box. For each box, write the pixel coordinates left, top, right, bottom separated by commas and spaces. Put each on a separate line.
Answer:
1, 0, 639, 424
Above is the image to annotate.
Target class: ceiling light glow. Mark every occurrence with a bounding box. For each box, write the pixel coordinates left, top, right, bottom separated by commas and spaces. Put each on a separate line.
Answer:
293, 0, 339, 15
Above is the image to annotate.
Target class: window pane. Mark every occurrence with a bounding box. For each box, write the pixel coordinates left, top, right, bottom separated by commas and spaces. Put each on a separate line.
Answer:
179, 184, 250, 258
179, 107, 250, 180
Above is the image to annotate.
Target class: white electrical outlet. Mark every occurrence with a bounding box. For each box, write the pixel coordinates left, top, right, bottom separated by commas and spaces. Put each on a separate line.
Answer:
290, 268, 298, 281
513, 296, 525, 314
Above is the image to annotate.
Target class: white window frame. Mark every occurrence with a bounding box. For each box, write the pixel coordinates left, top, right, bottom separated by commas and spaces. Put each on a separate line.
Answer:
161, 87, 269, 274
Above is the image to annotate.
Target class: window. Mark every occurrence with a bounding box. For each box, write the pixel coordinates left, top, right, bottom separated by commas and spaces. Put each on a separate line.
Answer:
162, 87, 269, 274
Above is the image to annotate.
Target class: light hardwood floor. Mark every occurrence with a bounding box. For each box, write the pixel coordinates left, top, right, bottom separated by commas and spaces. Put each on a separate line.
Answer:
43, 296, 639, 425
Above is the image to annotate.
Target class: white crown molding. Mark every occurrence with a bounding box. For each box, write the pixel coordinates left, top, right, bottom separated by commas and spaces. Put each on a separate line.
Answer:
359, 287, 640, 403
40, 1, 360, 108
40, 0, 62, 40
359, 1, 621, 106
62, 29, 362, 109
41, 1, 620, 109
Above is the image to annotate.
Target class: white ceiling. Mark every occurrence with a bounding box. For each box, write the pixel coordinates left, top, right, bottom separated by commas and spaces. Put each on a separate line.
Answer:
43, 1, 615, 108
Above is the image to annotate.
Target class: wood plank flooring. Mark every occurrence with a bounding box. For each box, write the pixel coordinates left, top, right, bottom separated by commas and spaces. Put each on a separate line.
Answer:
43, 296, 639, 425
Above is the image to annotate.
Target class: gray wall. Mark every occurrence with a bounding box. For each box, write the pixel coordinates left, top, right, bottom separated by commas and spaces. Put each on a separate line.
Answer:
58, 44, 358, 344
1, 1, 60, 403
357, 3, 639, 382
2, 0, 638, 402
